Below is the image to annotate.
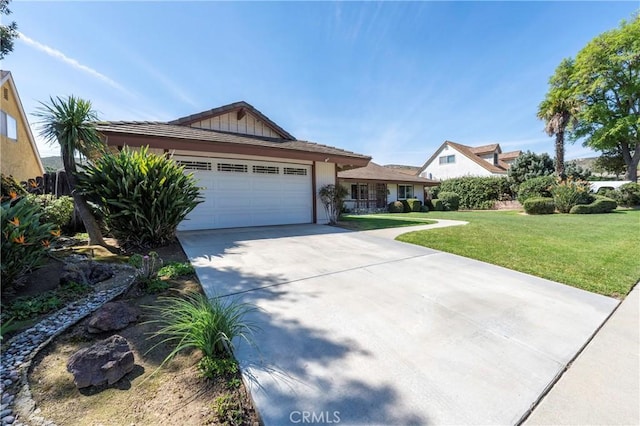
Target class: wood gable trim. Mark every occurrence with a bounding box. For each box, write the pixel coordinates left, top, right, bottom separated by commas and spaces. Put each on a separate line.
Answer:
168, 101, 295, 140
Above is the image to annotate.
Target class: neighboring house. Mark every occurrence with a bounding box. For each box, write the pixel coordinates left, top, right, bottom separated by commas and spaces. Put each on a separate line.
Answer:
418, 140, 521, 181
0, 70, 45, 181
338, 161, 438, 212
95, 101, 370, 230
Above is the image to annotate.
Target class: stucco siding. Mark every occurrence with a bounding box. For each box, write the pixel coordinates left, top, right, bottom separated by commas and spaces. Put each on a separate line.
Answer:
315, 161, 335, 224
189, 110, 281, 138
0, 78, 44, 181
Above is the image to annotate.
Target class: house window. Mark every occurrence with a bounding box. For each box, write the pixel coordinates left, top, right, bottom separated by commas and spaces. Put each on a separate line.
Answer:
493, 152, 498, 165
217, 163, 248, 173
1, 111, 17, 140
253, 165, 279, 174
398, 185, 413, 200
439, 155, 455, 165
350, 183, 368, 199
283, 167, 307, 176
176, 160, 212, 171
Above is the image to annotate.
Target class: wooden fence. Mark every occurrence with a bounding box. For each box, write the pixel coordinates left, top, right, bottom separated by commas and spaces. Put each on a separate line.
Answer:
22, 171, 71, 196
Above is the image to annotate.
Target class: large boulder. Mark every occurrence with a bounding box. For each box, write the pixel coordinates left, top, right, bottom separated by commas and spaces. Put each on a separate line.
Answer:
60, 261, 114, 286
87, 301, 139, 334
67, 335, 135, 389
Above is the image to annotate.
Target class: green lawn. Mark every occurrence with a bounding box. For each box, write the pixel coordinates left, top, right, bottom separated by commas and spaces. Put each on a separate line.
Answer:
379, 210, 638, 298
338, 214, 436, 231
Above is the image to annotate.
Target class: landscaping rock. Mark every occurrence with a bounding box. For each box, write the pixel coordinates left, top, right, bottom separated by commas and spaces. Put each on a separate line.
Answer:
66, 335, 134, 389
87, 302, 139, 334
60, 261, 114, 286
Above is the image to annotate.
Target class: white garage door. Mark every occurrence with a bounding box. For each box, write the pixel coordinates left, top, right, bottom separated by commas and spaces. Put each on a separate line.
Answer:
176, 157, 313, 231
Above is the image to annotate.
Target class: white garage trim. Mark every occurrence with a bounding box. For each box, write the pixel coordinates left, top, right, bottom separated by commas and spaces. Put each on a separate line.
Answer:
176, 156, 313, 231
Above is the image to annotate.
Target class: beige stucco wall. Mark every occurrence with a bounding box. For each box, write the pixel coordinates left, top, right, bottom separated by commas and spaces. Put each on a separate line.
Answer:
315, 161, 335, 224
0, 78, 44, 181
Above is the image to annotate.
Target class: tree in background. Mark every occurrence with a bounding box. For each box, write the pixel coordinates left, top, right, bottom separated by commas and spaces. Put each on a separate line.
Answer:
571, 17, 640, 182
507, 151, 554, 190
0, 0, 18, 60
593, 150, 627, 179
537, 58, 581, 179
34, 96, 111, 248
564, 160, 592, 181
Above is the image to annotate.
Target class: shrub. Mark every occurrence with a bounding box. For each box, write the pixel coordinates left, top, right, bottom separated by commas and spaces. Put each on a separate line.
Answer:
438, 191, 460, 211
26, 194, 74, 229
570, 196, 618, 214
319, 184, 348, 225
198, 356, 238, 380
523, 197, 556, 215
77, 146, 202, 248
1, 174, 26, 201
517, 175, 556, 203
406, 199, 422, 212
424, 198, 434, 211
615, 182, 640, 207
129, 251, 167, 293
439, 176, 512, 210
158, 262, 195, 279
388, 201, 404, 213
550, 179, 592, 213
420, 204, 430, 213
145, 292, 258, 368
508, 151, 554, 190
1, 198, 58, 289
432, 199, 444, 211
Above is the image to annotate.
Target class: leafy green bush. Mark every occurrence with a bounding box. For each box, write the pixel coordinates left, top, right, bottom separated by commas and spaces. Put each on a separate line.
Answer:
77, 146, 202, 247
439, 176, 512, 209
198, 355, 238, 380
438, 191, 460, 211
145, 292, 258, 368
406, 198, 422, 212
550, 179, 592, 213
517, 175, 556, 203
26, 194, 74, 229
388, 201, 404, 213
523, 197, 556, 215
1, 198, 58, 289
615, 182, 640, 207
158, 262, 195, 279
420, 204, 429, 213
432, 199, 444, 211
508, 151, 554, 190
570, 196, 617, 214
319, 184, 348, 225
129, 251, 167, 293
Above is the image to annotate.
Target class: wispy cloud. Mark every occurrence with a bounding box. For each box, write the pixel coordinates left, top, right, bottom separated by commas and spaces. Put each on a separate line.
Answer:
18, 32, 135, 97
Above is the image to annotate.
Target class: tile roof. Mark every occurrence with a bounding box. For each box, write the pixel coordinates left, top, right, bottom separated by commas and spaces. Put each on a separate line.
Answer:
168, 101, 295, 140
499, 150, 522, 161
95, 121, 370, 160
469, 143, 501, 155
382, 164, 422, 176
338, 162, 439, 185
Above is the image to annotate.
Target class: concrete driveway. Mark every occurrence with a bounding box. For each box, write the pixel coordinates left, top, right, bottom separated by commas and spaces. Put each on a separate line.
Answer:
178, 224, 617, 425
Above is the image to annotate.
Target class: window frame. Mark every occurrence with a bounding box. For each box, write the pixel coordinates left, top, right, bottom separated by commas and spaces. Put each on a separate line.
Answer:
438, 154, 455, 165
1, 111, 17, 141
397, 184, 414, 200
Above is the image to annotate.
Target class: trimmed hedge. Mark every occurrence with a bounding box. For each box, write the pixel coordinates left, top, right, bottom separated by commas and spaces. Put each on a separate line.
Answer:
570, 196, 617, 214
523, 197, 555, 215
616, 183, 640, 207
438, 176, 512, 210
388, 201, 404, 213
517, 175, 555, 203
406, 198, 422, 212
438, 191, 460, 211
432, 199, 444, 211
420, 205, 430, 213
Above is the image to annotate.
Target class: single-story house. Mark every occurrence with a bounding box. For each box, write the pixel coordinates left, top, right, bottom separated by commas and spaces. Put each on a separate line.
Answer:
418, 140, 522, 181
95, 101, 370, 231
1, 70, 45, 181
338, 161, 438, 212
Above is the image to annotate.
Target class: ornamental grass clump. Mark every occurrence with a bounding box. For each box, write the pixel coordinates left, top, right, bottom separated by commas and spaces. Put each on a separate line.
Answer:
77, 146, 202, 248
1, 197, 59, 290
550, 178, 592, 213
145, 292, 258, 371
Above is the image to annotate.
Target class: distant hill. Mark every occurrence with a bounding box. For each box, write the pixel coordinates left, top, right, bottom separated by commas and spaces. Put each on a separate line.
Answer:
570, 157, 597, 171
41, 156, 63, 172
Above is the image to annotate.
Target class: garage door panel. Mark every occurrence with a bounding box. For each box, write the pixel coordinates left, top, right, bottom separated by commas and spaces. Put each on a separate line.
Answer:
177, 158, 312, 231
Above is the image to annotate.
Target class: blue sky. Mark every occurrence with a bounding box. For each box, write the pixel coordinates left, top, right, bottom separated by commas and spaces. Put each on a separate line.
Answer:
4, 1, 639, 165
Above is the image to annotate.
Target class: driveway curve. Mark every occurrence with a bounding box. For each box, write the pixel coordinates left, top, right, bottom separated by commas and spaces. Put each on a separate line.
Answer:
178, 224, 617, 425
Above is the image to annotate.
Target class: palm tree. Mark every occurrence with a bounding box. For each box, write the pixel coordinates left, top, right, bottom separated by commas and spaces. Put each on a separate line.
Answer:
537, 58, 581, 179
34, 95, 110, 248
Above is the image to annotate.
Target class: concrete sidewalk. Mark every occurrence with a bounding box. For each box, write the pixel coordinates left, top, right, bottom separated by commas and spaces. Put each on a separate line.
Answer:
525, 284, 640, 425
